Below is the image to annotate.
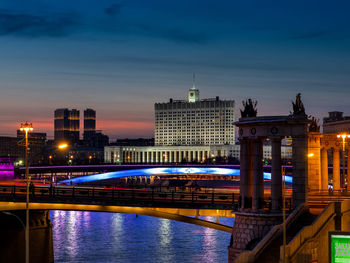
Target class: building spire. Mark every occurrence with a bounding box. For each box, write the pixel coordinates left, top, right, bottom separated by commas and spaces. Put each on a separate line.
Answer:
192, 73, 196, 90
188, 73, 199, 102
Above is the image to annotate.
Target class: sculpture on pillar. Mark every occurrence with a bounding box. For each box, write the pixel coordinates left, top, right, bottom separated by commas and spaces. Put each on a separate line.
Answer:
240, 99, 257, 118
309, 116, 320, 132
291, 93, 306, 117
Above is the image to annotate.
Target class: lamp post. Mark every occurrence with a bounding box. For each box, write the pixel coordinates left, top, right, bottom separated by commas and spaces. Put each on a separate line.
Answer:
282, 167, 286, 263
20, 122, 33, 263
337, 134, 350, 191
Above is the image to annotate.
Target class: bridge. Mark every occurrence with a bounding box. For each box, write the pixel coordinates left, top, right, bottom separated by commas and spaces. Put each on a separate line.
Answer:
0, 183, 240, 233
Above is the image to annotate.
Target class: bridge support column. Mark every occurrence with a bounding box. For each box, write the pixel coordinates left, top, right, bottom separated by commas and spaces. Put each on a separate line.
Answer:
333, 148, 340, 192
228, 212, 282, 262
321, 148, 329, 191
253, 138, 264, 211
271, 138, 282, 212
0, 210, 53, 263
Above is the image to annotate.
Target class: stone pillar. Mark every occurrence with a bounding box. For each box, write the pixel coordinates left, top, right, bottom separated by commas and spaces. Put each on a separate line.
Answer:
239, 138, 253, 209
321, 148, 328, 191
253, 138, 264, 211
292, 135, 308, 208
307, 133, 322, 191
271, 138, 282, 212
333, 148, 340, 191
347, 149, 350, 191
239, 138, 247, 209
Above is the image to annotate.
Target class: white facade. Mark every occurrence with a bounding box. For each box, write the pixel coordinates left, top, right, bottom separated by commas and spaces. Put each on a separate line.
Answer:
155, 90, 235, 146
104, 144, 292, 164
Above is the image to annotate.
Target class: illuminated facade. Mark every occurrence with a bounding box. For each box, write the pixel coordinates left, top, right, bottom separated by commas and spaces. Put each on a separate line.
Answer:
54, 108, 80, 143
104, 144, 292, 164
155, 88, 235, 146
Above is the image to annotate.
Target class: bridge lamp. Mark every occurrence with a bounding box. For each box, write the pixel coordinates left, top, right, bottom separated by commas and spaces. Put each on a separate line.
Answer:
20, 121, 33, 263
307, 153, 314, 158
337, 134, 350, 190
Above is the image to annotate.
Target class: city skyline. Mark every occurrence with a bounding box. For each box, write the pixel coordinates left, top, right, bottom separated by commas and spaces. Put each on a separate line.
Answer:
1, 0, 350, 139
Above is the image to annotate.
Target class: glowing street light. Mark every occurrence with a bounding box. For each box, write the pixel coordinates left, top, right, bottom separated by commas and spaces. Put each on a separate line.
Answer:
20, 121, 33, 263
337, 134, 350, 190
58, 143, 68, 150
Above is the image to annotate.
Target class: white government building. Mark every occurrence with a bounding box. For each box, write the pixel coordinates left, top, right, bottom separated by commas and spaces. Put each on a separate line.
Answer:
105, 86, 292, 164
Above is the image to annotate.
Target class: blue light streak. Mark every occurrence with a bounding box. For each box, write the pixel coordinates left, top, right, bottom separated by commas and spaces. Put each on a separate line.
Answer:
59, 167, 293, 185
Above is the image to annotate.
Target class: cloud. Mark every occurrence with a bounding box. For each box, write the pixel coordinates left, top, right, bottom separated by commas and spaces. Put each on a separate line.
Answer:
0, 9, 78, 37
104, 3, 124, 16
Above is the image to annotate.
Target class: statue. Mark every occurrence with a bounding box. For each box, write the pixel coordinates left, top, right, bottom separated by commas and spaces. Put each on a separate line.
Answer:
240, 99, 257, 118
309, 116, 320, 132
291, 93, 306, 116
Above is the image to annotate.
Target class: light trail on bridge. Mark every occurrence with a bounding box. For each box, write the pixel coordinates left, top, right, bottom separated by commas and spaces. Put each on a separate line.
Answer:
59, 167, 293, 185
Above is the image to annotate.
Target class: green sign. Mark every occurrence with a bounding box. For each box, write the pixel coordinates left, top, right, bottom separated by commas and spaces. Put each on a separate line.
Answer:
330, 232, 350, 263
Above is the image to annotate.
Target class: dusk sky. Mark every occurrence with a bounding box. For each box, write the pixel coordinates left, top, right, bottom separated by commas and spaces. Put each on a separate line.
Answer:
1, 0, 350, 140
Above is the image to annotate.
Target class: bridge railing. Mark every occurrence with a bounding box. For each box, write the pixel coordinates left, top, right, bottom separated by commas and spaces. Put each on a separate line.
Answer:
0, 183, 294, 212
0, 184, 239, 209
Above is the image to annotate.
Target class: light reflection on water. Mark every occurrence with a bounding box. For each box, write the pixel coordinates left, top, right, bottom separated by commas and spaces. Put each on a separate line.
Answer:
50, 211, 233, 263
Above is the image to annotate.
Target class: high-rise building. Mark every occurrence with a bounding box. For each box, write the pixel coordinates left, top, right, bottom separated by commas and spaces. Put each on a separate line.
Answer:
83, 108, 96, 141
323, 111, 350, 134
54, 108, 80, 143
154, 87, 235, 146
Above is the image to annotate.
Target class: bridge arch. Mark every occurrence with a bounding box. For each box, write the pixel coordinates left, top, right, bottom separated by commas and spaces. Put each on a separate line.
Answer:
0, 202, 233, 233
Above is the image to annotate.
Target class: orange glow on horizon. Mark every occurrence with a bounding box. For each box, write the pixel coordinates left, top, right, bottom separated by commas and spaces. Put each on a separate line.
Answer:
3, 118, 154, 139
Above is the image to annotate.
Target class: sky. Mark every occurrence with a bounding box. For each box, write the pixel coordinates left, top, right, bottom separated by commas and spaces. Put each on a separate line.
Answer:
1, 0, 350, 140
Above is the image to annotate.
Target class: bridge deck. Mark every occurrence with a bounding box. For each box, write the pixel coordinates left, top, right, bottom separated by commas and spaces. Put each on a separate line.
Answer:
0, 184, 238, 210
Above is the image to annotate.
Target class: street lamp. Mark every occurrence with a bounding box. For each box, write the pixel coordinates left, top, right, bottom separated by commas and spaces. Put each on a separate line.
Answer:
20, 121, 33, 263
58, 143, 68, 150
337, 134, 350, 190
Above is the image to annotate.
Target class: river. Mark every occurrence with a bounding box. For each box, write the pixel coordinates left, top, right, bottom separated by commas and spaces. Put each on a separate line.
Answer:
50, 211, 234, 263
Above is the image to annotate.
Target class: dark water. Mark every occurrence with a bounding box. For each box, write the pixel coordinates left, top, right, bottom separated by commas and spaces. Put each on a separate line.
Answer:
50, 211, 233, 263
